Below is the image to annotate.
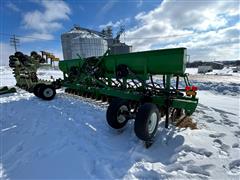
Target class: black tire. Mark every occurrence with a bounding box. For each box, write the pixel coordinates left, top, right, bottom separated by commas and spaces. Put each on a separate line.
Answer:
33, 83, 45, 97
39, 84, 56, 100
134, 103, 160, 141
106, 98, 130, 129
101, 95, 107, 102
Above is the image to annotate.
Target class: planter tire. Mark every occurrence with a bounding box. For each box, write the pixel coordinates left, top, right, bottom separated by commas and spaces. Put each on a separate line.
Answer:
106, 98, 130, 129
33, 83, 45, 97
134, 103, 160, 141
39, 84, 56, 100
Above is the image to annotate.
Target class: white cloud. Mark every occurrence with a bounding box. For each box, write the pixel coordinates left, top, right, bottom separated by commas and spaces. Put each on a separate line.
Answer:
97, 0, 118, 19
99, 18, 130, 29
19, 33, 54, 43
0, 42, 14, 66
23, 11, 62, 32
6, 2, 20, 12
42, 1, 70, 22
124, 0, 240, 61
22, 0, 71, 42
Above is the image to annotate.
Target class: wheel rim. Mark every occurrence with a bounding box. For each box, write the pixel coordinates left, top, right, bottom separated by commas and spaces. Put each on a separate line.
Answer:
148, 112, 158, 134
117, 105, 128, 123
43, 88, 53, 97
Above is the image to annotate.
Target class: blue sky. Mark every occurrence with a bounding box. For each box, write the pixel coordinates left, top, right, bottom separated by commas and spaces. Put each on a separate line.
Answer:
0, 0, 239, 65
0, 0, 160, 63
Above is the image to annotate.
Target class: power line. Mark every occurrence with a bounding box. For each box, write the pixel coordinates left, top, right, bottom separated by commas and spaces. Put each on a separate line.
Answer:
10, 35, 20, 52
0, 32, 194, 41
122, 33, 194, 39
1, 32, 56, 41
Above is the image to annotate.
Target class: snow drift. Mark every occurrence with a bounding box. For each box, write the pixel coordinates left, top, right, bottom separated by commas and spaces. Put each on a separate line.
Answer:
0, 67, 240, 179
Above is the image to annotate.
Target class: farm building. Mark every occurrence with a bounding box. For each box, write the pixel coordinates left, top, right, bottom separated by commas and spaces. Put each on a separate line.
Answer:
198, 66, 213, 73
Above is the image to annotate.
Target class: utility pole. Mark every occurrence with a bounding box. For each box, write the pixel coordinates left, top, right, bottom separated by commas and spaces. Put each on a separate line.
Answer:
10, 34, 20, 52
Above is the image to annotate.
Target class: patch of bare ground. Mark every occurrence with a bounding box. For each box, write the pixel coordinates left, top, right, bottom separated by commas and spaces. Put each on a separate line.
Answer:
176, 116, 197, 130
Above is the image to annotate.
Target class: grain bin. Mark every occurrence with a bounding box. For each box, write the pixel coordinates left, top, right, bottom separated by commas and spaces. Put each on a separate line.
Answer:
61, 26, 107, 60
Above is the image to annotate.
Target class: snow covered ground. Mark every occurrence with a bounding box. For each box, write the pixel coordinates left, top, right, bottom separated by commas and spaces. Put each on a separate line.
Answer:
186, 68, 240, 96
186, 67, 240, 77
0, 66, 240, 179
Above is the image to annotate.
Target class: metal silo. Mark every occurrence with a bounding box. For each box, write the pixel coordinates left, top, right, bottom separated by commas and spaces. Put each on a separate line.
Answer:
61, 26, 82, 60
61, 26, 108, 60
71, 32, 108, 59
